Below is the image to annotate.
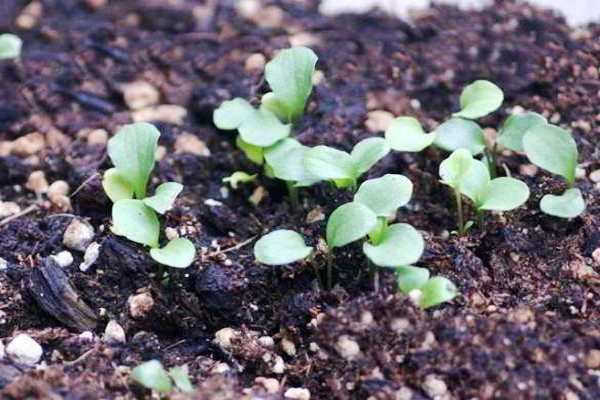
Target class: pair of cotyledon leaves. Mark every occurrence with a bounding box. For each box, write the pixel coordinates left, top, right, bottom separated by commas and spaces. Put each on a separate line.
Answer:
102, 123, 195, 268
131, 360, 193, 394
0, 33, 21, 60
254, 174, 424, 268
395, 266, 457, 309
213, 47, 318, 153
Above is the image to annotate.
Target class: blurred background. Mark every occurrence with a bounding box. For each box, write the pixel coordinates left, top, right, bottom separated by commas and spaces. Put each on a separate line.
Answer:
320, 0, 600, 25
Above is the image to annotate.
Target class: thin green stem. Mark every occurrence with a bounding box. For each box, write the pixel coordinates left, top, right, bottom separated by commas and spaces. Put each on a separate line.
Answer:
455, 189, 465, 236
287, 182, 300, 210
326, 250, 334, 290
477, 209, 485, 229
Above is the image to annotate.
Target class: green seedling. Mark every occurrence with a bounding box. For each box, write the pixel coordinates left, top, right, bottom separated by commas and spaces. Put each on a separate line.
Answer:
395, 266, 457, 309
103, 122, 195, 268
303, 137, 390, 189
0, 33, 22, 60
131, 360, 194, 395
452, 79, 504, 120
522, 123, 585, 218
222, 171, 257, 189
439, 149, 530, 234
254, 229, 313, 266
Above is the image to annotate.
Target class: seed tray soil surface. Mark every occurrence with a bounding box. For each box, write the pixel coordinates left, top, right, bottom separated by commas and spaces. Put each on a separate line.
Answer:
0, 0, 599, 399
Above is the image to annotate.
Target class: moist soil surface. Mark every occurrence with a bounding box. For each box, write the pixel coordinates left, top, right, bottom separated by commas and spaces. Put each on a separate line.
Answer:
0, 0, 599, 399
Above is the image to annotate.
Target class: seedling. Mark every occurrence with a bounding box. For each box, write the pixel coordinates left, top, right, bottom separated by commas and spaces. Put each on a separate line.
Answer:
103, 122, 195, 268
222, 171, 257, 189
396, 266, 457, 309
131, 360, 194, 394
0, 33, 22, 60
303, 137, 390, 189
522, 123, 585, 218
439, 149, 529, 234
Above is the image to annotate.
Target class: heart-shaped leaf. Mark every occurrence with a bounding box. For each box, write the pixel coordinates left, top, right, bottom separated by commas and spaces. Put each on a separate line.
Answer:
130, 360, 172, 394
304, 146, 357, 181
143, 182, 183, 214
433, 118, 486, 155
497, 112, 547, 152
540, 188, 585, 218
385, 117, 436, 152
103, 168, 134, 203
419, 277, 458, 309
477, 177, 530, 211
213, 98, 255, 130
354, 174, 413, 218
150, 238, 196, 268
0, 33, 22, 60
254, 230, 313, 265
350, 137, 390, 176
453, 80, 504, 119
326, 202, 377, 248
396, 266, 430, 294
439, 149, 490, 202
112, 199, 159, 247
523, 124, 578, 185
363, 223, 424, 267
107, 122, 160, 199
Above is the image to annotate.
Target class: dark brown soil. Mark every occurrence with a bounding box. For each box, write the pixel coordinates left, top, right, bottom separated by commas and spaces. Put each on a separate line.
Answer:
0, 0, 599, 399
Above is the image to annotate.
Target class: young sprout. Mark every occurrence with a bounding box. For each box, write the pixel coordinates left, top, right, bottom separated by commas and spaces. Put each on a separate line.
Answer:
439, 149, 529, 234
395, 266, 457, 309
131, 360, 194, 394
0, 33, 22, 60
304, 137, 390, 189
103, 122, 195, 268
522, 123, 585, 218
222, 171, 257, 189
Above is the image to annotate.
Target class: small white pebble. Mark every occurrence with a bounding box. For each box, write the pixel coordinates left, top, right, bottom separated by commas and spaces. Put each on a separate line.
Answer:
271, 355, 285, 374
6, 334, 43, 366
335, 335, 360, 360
128, 292, 154, 318
281, 338, 296, 356
63, 219, 95, 252
255, 376, 280, 394
51, 251, 74, 268
0, 257, 9, 271
214, 327, 239, 349
78, 331, 94, 342
103, 320, 126, 344
284, 387, 311, 400
0, 340, 5, 360
422, 374, 448, 397
79, 242, 101, 272
204, 199, 224, 207
258, 336, 275, 348
0, 202, 20, 219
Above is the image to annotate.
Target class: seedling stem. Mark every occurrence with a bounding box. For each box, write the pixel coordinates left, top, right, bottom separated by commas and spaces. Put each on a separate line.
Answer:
455, 189, 465, 236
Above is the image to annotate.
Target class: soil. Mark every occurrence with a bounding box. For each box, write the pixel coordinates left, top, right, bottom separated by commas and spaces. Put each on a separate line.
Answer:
0, 0, 599, 399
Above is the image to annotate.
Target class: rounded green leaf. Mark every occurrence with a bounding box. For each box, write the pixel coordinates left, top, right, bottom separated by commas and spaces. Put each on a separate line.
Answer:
326, 202, 377, 248
236, 136, 264, 165
350, 137, 390, 176
143, 182, 183, 214
150, 238, 196, 268
112, 199, 159, 247
264, 47, 318, 122
265, 138, 318, 183
222, 171, 257, 189
385, 117, 436, 152
213, 98, 255, 130
238, 109, 291, 147
363, 223, 424, 267
131, 360, 173, 394
396, 266, 430, 295
419, 277, 458, 309
439, 149, 490, 202
523, 124, 578, 185
496, 112, 547, 152
477, 177, 529, 211
354, 174, 413, 218
0, 34, 22, 60
260, 92, 289, 122
304, 146, 357, 181
540, 188, 585, 219
453, 80, 504, 119
433, 118, 485, 155
102, 168, 134, 203
169, 366, 194, 393
254, 230, 313, 265
107, 122, 160, 199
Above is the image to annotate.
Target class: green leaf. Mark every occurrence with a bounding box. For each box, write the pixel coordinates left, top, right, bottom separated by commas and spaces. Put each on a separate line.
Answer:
350, 137, 390, 175
150, 238, 195, 268
354, 174, 413, 218
439, 149, 490, 202
238, 108, 291, 147
253, 230, 313, 265
363, 223, 424, 267
236, 136, 264, 165
522, 124, 578, 185
222, 171, 257, 189
102, 168, 134, 203
169, 365, 194, 393
264, 47, 318, 122
420, 277, 458, 309
304, 146, 357, 181
0, 34, 22, 60
260, 92, 289, 122
453, 80, 504, 119
396, 266, 430, 294
107, 122, 160, 199
540, 188, 585, 219
213, 98, 255, 130
326, 202, 377, 248
496, 112, 547, 152
143, 182, 183, 214
264, 138, 318, 183
385, 117, 436, 152
112, 199, 159, 247
433, 118, 486, 155
477, 177, 530, 211
130, 360, 173, 394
